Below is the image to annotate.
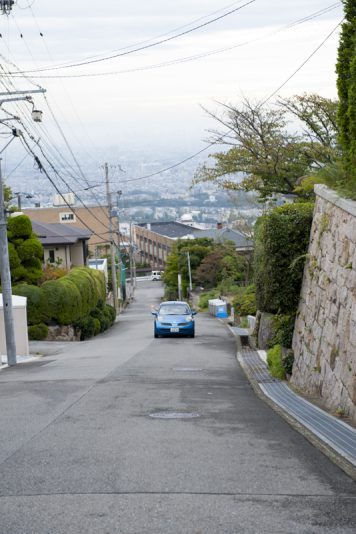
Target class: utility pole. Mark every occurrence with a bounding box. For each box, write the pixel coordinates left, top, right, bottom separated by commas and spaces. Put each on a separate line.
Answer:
186, 251, 192, 293
0, 159, 16, 366
129, 221, 135, 294
105, 163, 118, 313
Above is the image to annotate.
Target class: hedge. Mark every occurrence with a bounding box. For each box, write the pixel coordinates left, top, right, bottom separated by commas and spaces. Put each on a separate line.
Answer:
28, 323, 48, 341
254, 203, 314, 314
13, 267, 107, 327
12, 283, 49, 325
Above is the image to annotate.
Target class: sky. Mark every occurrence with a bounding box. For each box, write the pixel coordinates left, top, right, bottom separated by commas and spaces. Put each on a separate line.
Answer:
0, 0, 345, 163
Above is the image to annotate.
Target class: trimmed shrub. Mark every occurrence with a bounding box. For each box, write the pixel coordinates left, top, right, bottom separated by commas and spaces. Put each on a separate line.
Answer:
93, 318, 101, 336
254, 203, 314, 314
105, 304, 116, 323
42, 278, 82, 325
267, 344, 285, 380
17, 237, 43, 262
7, 215, 32, 239
74, 315, 96, 340
28, 323, 48, 341
12, 283, 49, 325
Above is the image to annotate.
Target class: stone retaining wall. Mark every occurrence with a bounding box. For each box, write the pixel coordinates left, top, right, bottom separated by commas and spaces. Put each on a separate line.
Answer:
291, 185, 356, 424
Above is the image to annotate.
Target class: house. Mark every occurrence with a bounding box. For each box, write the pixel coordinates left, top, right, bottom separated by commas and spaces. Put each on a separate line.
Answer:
23, 205, 111, 252
191, 225, 254, 254
31, 221, 92, 269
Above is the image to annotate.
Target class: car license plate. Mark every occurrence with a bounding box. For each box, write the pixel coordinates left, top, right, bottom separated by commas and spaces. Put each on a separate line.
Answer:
170, 327, 179, 333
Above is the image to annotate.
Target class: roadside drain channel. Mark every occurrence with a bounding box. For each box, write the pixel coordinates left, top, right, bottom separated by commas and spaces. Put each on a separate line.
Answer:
173, 368, 204, 372
149, 412, 201, 419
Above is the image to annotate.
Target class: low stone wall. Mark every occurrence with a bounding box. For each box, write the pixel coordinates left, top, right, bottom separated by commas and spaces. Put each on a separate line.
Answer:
46, 325, 80, 342
291, 185, 356, 423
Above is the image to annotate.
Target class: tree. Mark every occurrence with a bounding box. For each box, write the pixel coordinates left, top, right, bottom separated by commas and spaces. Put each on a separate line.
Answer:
163, 238, 213, 297
336, 1, 356, 172
194, 95, 338, 200
194, 243, 247, 289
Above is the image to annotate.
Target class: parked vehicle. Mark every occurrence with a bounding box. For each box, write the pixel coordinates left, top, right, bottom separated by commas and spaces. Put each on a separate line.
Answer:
152, 301, 196, 338
151, 270, 163, 281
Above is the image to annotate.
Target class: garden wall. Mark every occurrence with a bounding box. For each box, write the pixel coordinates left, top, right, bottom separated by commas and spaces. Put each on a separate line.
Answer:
291, 185, 356, 423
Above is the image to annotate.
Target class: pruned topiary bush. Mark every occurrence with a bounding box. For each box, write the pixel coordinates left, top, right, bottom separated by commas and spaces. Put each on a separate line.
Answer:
7, 215, 43, 285
28, 323, 48, 341
12, 283, 49, 325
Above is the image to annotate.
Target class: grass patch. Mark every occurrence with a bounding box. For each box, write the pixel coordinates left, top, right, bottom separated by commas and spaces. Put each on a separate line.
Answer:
267, 344, 286, 380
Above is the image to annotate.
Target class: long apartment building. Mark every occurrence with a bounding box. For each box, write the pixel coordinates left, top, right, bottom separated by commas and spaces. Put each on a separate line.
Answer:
133, 221, 253, 269
133, 222, 197, 269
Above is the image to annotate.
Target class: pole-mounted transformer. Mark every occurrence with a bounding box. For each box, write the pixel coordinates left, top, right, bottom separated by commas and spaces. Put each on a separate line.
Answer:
0, 1, 14, 15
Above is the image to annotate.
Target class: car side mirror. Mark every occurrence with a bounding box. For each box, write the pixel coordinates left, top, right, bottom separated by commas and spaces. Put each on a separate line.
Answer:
191, 310, 197, 316
151, 311, 158, 317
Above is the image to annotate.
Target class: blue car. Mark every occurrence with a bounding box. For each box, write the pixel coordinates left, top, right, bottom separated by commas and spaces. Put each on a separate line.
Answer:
152, 301, 197, 338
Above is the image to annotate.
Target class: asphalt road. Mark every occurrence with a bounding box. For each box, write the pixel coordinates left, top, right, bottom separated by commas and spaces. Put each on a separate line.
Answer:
0, 282, 355, 534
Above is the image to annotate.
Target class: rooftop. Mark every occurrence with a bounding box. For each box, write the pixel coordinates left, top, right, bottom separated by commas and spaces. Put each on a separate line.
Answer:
32, 221, 92, 246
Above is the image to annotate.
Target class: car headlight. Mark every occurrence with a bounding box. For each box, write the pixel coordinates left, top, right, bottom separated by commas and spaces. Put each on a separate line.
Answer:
185, 315, 193, 322
158, 315, 164, 322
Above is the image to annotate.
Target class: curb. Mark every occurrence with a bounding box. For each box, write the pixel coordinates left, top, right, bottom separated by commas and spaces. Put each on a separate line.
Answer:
228, 326, 356, 481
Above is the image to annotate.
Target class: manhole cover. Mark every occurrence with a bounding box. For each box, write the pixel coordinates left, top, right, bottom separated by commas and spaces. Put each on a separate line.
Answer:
149, 411, 201, 419
173, 368, 204, 372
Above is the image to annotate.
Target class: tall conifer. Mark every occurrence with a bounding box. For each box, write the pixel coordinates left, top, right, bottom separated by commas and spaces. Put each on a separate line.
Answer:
336, 0, 356, 167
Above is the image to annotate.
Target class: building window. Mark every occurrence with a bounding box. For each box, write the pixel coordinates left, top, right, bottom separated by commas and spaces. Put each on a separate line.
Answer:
60, 212, 75, 223
49, 250, 55, 263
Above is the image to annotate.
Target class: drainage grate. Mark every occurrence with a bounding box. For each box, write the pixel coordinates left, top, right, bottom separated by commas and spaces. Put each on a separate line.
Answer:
173, 368, 204, 372
149, 411, 201, 419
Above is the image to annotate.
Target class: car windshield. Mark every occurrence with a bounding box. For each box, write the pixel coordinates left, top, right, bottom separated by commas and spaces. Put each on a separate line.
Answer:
159, 304, 190, 315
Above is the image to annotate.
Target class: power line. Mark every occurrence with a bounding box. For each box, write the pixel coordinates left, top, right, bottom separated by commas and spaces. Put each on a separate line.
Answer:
8, 1, 256, 74
122, 18, 343, 184
8, 3, 341, 80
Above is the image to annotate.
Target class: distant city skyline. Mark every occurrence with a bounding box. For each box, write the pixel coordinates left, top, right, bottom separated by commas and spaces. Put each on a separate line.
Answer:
0, 1, 344, 183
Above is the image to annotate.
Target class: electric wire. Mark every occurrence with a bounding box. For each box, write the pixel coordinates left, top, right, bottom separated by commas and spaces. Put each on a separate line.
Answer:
0, 58, 109, 221
8, 0, 257, 74
19, 134, 109, 241
121, 18, 343, 184
0, 72, 111, 237
25, 0, 249, 68
10, 3, 341, 80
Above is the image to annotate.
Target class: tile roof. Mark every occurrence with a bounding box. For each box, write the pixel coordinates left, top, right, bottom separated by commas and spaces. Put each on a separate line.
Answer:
32, 221, 92, 246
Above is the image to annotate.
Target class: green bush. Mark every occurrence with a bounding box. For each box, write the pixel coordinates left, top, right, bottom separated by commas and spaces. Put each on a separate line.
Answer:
198, 289, 219, 310
74, 315, 96, 340
254, 203, 314, 314
93, 318, 101, 336
7, 215, 32, 239
28, 323, 48, 341
42, 278, 82, 325
232, 284, 256, 316
267, 344, 286, 380
12, 283, 49, 325
282, 350, 295, 376
17, 237, 43, 262
105, 304, 116, 323
271, 314, 296, 348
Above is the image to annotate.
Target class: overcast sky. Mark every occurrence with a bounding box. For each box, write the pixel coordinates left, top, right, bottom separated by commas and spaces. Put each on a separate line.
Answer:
0, 0, 344, 158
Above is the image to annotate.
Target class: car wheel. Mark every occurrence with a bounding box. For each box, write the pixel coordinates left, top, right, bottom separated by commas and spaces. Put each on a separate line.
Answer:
154, 328, 158, 338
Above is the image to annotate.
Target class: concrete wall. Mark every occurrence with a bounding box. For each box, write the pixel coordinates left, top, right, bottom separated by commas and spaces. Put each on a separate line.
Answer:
291, 185, 356, 423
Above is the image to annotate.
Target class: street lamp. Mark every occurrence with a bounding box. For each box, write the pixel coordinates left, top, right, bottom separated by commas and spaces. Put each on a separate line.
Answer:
0, 89, 45, 366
